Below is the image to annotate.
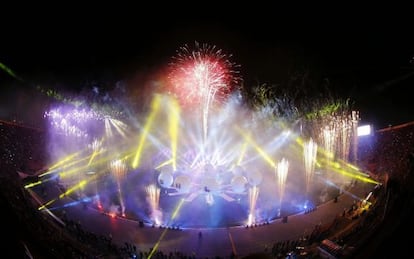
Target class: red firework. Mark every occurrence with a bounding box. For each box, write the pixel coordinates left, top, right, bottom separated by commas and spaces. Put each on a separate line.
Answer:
168, 42, 240, 107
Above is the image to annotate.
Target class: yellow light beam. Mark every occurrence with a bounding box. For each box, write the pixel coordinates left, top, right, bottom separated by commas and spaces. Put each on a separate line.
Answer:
24, 180, 42, 189
317, 156, 379, 184
148, 198, 185, 259
148, 228, 169, 259
236, 142, 248, 166
235, 127, 276, 168
38, 180, 88, 210
155, 159, 173, 170
294, 136, 376, 184
88, 148, 106, 166
171, 198, 185, 219
168, 97, 180, 171
0, 61, 23, 81
44, 151, 80, 173
132, 94, 161, 168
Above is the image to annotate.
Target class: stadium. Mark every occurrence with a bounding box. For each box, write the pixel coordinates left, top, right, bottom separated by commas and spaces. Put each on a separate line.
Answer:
2, 34, 414, 258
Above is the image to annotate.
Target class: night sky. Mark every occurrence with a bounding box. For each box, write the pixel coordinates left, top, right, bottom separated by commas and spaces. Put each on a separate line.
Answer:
2, 8, 413, 129
1, 7, 414, 258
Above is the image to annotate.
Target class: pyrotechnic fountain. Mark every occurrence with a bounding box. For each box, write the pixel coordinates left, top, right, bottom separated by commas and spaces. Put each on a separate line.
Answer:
321, 123, 336, 176
34, 42, 377, 229
146, 184, 161, 225
351, 111, 360, 163
276, 158, 289, 215
247, 186, 259, 226
304, 138, 317, 196
110, 159, 127, 217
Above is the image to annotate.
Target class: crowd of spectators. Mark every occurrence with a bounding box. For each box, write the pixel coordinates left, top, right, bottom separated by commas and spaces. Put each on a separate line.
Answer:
358, 121, 414, 183
318, 121, 414, 258
1, 119, 414, 258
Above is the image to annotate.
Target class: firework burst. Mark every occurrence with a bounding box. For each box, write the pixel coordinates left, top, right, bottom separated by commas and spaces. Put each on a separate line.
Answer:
167, 41, 241, 107
168, 42, 241, 143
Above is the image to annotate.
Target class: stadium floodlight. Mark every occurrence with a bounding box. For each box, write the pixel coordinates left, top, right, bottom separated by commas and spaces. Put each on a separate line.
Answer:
357, 124, 372, 136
